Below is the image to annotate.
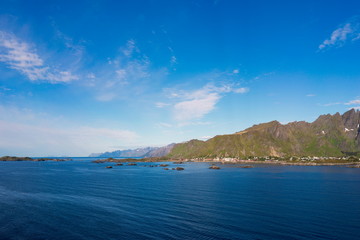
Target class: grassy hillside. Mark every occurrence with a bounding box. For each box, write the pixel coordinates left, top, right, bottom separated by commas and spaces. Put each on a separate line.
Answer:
168, 109, 360, 158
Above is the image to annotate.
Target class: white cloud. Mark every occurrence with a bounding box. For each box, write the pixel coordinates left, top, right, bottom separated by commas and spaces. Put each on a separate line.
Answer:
198, 136, 212, 140
319, 18, 360, 50
122, 39, 137, 57
90, 39, 160, 102
116, 69, 127, 80
157, 122, 173, 128
53, 26, 84, 65
87, 73, 96, 79
233, 87, 249, 93
233, 69, 239, 74
320, 98, 360, 108
319, 102, 342, 107
174, 93, 220, 121
345, 99, 360, 105
306, 94, 316, 97
169, 83, 249, 122
170, 55, 177, 65
155, 102, 170, 108
0, 31, 78, 83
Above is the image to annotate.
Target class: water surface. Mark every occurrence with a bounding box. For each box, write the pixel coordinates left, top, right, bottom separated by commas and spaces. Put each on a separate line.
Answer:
1, 160, 359, 240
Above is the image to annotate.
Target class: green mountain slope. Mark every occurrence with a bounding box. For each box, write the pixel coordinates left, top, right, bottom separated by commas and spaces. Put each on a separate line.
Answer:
168, 109, 360, 158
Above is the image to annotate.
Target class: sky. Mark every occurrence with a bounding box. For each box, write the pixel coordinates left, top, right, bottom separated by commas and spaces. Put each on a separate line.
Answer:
0, 0, 360, 156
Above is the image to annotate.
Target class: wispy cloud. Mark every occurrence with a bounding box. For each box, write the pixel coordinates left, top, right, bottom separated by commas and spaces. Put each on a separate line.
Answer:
122, 39, 138, 57
0, 31, 78, 83
155, 102, 170, 108
53, 26, 85, 65
345, 99, 360, 105
157, 122, 173, 128
168, 46, 177, 68
319, 102, 342, 107
344, 99, 360, 110
174, 93, 220, 121
306, 94, 316, 97
167, 83, 249, 122
91, 39, 167, 102
320, 98, 360, 109
319, 17, 360, 50
198, 136, 212, 140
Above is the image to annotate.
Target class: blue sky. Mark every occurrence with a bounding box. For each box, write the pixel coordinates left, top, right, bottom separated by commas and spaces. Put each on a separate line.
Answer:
0, 0, 360, 156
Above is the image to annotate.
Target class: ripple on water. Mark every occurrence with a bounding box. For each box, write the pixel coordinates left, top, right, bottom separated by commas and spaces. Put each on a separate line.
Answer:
0, 161, 360, 240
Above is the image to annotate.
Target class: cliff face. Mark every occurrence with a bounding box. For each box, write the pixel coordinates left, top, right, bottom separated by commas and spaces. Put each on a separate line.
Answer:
168, 109, 360, 158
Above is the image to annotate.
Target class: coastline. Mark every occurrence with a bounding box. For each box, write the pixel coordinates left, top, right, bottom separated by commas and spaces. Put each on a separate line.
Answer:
1, 156, 359, 167
92, 157, 360, 167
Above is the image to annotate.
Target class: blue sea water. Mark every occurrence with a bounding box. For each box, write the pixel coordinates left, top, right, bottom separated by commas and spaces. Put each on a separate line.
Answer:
0, 159, 360, 240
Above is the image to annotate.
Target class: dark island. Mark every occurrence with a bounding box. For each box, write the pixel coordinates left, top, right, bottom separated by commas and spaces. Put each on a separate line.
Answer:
0, 156, 71, 162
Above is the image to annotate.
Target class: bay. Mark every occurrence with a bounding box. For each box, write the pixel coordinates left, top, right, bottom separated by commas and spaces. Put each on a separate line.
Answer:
1, 159, 360, 240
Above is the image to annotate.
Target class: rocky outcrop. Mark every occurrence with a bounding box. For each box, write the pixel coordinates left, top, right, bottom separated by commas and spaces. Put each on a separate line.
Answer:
209, 165, 220, 169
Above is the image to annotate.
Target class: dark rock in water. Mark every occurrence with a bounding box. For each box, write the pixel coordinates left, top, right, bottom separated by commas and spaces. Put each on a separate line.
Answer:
105, 166, 113, 169
127, 163, 137, 166
240, 165, 253, 168
116, 163, 123, 166
164, 168, 169, 170
93, 160, 105, 163
175, 167, 184, 171
0, 156, 72, 162
93, 158, 115, 163
160, 164, 169, 167
209, 165, 221, 170
173, 161, 184, 164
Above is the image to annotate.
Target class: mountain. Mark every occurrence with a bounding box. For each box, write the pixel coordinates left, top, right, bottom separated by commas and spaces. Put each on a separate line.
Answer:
90, 144, 175, 158
168, 109, 360, 158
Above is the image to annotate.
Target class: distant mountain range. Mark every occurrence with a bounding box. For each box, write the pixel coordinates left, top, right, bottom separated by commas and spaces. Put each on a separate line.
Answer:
89, 144, 175, 158
168, 109, 360, 158
91, 109, 360, 159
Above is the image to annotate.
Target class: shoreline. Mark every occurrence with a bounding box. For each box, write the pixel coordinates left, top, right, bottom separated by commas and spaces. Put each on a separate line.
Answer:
92, 157, 360, 167
1, 156, 359, 167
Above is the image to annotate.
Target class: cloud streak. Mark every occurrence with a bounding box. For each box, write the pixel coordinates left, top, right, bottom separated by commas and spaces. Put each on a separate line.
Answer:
345, 99, 360, 105
0, 31, 78, 83
168, 83, 249, 122
91, 39, 168, 102
319, 17, 360, 50
174, 92, 220, 121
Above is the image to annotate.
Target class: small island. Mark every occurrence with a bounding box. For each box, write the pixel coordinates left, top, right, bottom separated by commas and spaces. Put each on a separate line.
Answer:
0, 156, 71, 162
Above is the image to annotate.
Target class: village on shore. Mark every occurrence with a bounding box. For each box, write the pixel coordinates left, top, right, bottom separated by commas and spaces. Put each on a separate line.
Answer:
1, 155, 360, 169
91, 155, 360, 169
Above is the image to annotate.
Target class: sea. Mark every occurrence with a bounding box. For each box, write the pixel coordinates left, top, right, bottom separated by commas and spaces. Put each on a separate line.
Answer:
0, 158, 360, 240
